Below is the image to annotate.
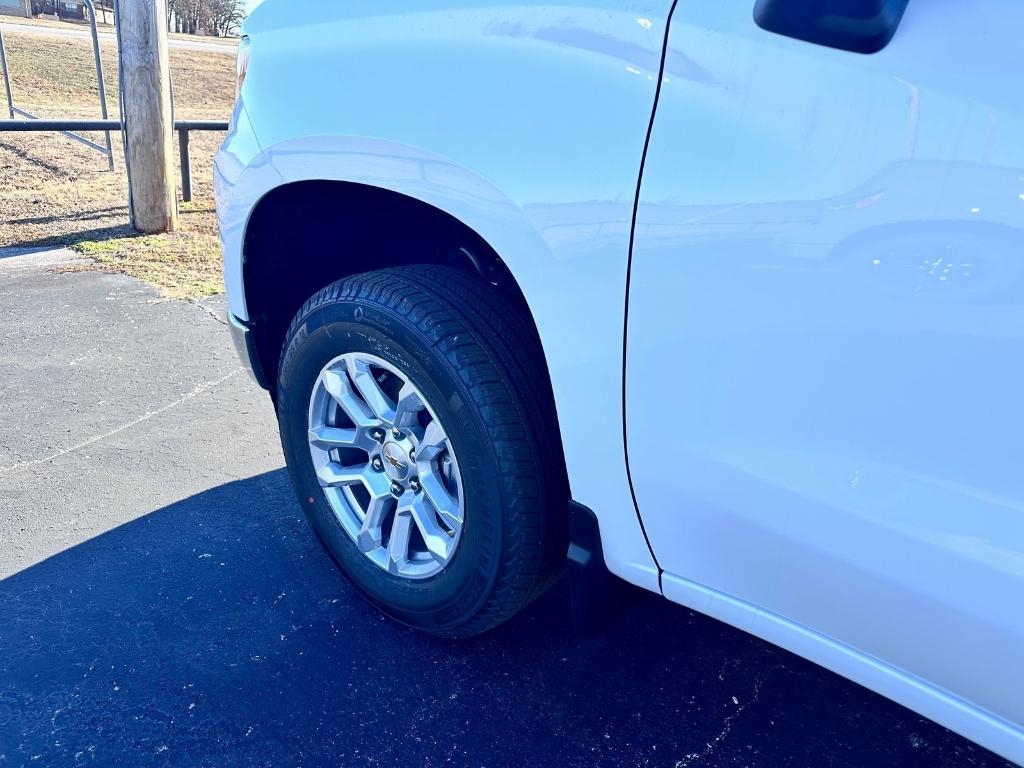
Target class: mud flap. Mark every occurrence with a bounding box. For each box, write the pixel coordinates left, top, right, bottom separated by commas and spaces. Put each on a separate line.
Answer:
567, 501, 648, 635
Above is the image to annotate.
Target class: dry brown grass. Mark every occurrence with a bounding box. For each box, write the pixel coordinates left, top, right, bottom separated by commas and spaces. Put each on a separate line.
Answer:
0, 30, 235, 298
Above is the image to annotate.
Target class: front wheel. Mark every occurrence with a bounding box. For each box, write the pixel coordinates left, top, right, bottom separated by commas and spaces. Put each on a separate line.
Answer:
276, 265, 568, 637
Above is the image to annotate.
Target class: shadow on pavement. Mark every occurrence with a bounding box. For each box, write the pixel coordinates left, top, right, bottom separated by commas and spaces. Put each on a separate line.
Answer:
0, 470, 1010, 767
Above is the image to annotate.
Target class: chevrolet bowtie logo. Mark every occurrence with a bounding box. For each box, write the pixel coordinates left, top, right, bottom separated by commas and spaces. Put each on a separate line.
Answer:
384, 452, 404, 470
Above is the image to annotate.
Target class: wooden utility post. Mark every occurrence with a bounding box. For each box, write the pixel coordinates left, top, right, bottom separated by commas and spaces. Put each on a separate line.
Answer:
120, 0, 178, 233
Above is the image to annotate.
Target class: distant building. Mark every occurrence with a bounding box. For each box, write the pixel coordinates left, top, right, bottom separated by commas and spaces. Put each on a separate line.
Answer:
56, 0, 87, 17
0, 0, 32, 18
54, 0, 88, 18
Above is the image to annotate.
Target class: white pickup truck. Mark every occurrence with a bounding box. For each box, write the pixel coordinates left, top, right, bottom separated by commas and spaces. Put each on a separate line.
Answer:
215, 1, 1024, 763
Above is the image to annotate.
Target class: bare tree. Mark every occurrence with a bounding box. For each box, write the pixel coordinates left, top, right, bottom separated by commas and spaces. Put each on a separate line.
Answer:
207, 0, 244, 36
166, 0, 242, 36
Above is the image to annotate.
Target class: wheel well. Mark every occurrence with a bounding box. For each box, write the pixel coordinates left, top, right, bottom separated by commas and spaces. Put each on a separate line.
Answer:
243, 180, 531, 393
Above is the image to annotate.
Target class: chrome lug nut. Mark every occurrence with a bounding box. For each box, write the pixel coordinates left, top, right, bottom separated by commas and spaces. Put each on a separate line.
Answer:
391, 428, 403, 439
390, 481, 404, 497
371, 428, 385, 443
371, 457, 384, 471
409, 477, 420, 492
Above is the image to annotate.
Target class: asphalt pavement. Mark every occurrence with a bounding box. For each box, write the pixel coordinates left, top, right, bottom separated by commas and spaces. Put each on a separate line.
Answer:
0, 248, 1013, 767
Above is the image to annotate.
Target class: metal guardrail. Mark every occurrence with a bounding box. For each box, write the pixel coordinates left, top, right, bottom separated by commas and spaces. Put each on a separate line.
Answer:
0, 119, 229, 202
0, 0, 115, 169
174, 121, 228, 202
0, 120, 120, 131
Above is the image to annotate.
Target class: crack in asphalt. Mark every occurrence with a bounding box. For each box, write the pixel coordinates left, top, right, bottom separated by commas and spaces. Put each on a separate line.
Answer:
0, 369, 243, 477
675, 667, 778, 767
188, 299, 228, 326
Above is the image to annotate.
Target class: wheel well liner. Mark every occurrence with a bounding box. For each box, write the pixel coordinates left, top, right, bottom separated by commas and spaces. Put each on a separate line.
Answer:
242, 180, 532, 393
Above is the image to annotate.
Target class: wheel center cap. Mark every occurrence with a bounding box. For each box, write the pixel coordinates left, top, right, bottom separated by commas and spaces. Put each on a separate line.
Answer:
381, 442, 411, 481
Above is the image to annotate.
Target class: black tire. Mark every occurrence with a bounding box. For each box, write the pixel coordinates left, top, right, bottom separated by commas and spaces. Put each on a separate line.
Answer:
276, 265, 569, 637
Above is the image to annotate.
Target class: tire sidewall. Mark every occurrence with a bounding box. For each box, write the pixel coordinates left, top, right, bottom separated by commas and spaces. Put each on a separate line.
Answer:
277, 295, 504, 632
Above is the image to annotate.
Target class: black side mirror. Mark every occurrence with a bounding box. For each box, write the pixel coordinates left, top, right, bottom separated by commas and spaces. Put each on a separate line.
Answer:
753, 0, 910, 54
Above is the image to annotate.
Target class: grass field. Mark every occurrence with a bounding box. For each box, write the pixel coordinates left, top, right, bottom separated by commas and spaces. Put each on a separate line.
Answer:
0, 28, 235, 298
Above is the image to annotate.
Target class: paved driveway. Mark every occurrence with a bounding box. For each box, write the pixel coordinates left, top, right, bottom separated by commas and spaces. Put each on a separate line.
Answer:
0, 249, 1012, 768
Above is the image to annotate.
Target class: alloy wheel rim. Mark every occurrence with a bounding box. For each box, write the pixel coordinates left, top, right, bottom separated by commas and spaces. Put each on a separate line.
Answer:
307, 352, 464, 579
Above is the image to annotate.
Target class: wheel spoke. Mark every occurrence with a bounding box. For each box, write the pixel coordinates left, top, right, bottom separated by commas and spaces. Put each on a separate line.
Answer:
387, 509, 414, 574
420, 470, 462, 530
393, 382, 425, 430
357, 493, 391, 553
362, 465, 393, 500
404, 496, 452, 563
316, 462, 364, 488
316, 462, 390, 498
321, 369, 377, 429
345, 357, 396, 423
307, 426, 365, 450
416, 420, 448, 462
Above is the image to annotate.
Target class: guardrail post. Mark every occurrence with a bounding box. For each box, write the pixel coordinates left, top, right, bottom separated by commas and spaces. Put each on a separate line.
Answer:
120, 0, 178, 233
0, 27, 15, 120
84, 0, 115, 171
178, 128, 192, 203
